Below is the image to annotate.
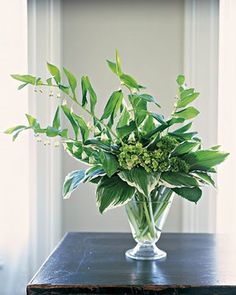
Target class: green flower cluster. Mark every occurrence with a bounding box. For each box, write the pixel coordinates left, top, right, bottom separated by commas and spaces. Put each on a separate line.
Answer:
118, 136, 189, 173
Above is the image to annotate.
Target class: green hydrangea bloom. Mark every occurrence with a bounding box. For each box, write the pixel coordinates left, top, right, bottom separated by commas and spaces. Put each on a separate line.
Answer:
118, 136, 189, 173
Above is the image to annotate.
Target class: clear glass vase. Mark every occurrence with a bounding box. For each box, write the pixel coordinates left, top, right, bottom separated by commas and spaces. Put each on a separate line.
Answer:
125, 187, 174, 260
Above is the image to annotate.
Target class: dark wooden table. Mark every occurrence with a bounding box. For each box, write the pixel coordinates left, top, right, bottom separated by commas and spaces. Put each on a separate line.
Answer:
27, 232, 236, 294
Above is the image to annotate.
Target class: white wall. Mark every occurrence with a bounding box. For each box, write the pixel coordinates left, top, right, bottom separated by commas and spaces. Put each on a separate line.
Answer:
0, 1, 29, 294
61, 0, 185, 233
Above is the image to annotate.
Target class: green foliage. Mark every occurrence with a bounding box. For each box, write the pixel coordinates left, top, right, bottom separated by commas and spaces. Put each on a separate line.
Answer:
7, 51, 229, 213
63, 170, 85, 199
96, 175, 135, 213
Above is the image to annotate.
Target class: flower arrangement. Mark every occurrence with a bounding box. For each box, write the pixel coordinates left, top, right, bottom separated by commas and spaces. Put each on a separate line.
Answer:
6, 51, 229, 259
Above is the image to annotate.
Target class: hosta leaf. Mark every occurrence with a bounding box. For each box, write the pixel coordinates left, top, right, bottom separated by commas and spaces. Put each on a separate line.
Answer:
100, 151, 119, 177
84, 166, 105, 183
172, 186, 202, 203
84, 139, 113, 152
172, 141, 200, 156
63, 67, 77, 100
119, 167, 160, 196
63, 170, 85, 199
96, 175, 135, 213
192, 171, 215, 187
174, 107, 199, 120
184, 150, 229, 171
47, 63, 61, 84
161, 172, 199, 188
177, 92, 199, 108
176, 74, 185, 86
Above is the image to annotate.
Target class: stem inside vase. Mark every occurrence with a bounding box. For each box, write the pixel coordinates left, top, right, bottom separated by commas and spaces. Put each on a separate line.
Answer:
125, 187, 174, 260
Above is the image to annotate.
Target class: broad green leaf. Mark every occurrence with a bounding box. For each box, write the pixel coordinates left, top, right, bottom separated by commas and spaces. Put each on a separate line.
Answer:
167, 117, 185, 125
96, 175, 135, 213
172, 141, 199, 156
134, 93, 160, 107
161, 172, 199, 187
144, 123, 169, 139
176, 74, 185, 86
46, 78, 52, 86
150, 113, 167, 125
18, 83, 28, 90
116, 107, 130, 129
174, 107, 199, 120
11, 74, 37, 85
83, 76, 97, 114
84, 138, 113, 152
52, 106, 60, 129
142, 115, 156, 134
46, 126, 59, 137
101, 90, 123, 120
170, 131, 198, 141
5, 125, 28, 141
116, 49, 122, 76
59, 84, 70, 95
129, 94, 147, 125
106, 60, 118, 75
100, 151, 119, 177
172, 186, 202, 203
177, 92, 199, 108
119, 167, 160, 196
47, 63, 61, 84
210, 145, 221, 150
72, 114, 89, 143
63, 67, 77, 99
172, 122, 192, 134
120, 74, 140, 90
183, 150, 229, 171
25, 114, 38, 127
81, 76, 88, 107
116, 121, 136, 139
63, 170, 85, 199
192, 171, 215, 187
84, 166, 105, 183
180, 88, 194, 99
61, 105, 78, 138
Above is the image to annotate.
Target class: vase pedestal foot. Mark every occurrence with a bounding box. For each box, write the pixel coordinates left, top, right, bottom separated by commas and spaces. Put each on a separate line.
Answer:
125, 242, 167, 260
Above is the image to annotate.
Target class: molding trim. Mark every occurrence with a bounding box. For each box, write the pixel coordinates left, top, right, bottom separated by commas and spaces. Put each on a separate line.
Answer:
28, 0, 62, 274
182, 0, 219, 233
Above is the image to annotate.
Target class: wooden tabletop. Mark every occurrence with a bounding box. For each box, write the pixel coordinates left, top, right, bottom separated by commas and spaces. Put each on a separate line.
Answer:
27, 232, 236, 294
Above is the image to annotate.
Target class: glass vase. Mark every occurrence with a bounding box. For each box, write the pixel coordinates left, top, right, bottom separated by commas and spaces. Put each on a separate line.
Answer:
125, 187, 174, 260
